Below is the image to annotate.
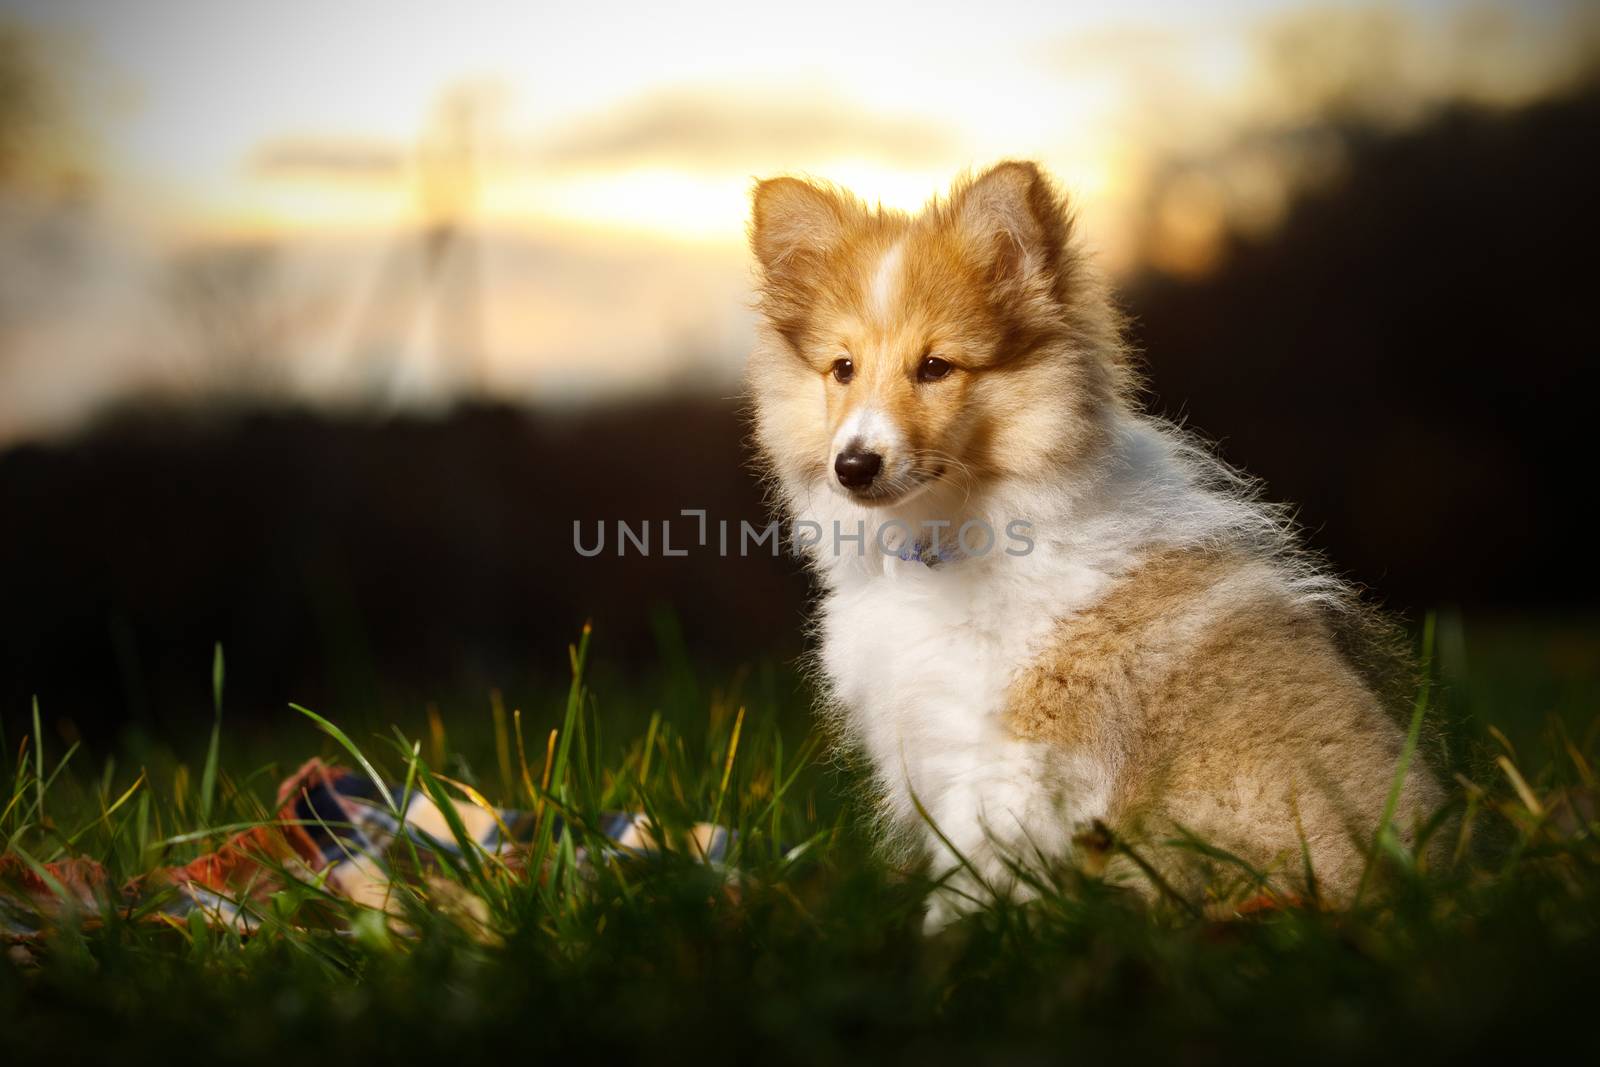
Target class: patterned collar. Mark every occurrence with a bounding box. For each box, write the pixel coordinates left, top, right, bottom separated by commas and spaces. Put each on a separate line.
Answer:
894, 538, 966, 568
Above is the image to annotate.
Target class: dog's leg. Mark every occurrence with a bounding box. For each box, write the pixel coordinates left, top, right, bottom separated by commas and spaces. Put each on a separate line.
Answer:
917, 743, 1107, 933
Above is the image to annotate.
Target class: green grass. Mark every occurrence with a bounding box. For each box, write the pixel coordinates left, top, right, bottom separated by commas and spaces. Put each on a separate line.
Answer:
2, 617, 1597, 1064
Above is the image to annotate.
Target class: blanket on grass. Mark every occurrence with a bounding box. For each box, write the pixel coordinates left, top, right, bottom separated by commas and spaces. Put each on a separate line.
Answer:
0, 758, 733, 942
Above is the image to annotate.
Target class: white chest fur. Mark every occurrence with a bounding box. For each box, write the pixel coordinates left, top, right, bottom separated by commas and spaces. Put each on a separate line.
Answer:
817, 549, 1116, 888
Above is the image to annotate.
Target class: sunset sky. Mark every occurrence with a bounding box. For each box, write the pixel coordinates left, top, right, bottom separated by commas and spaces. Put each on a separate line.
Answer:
0, 0, 1591, 441
24, 0, 1581, 241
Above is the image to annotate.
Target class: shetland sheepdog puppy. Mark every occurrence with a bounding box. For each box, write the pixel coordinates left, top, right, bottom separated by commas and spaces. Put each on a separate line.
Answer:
745, 161, 1442, 928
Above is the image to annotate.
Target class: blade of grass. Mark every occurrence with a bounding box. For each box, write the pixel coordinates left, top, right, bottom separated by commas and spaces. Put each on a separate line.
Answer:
289, 703, 397, 816
1111, 834, 1205, 919
434, 770, 517, 852
7, 740, 80, 855
381, 729, 432, 898
412, 761, 488, 890
1355, 611, 1435, 904
11, 843, 73, 906
526, 624, 592, 900
639, 710, 661, 786
427, 702, 447, 769
200, 642, 224, 825
1496, 755, 1545, 818
63, 771, 146, 849
31, 696, 44, 825
907, 777, 993, 908
707, 706, 745, 847
154, 818, 364, 849
1163, 823, 1277, 897
513, 708, 537, 807
490, 689, 513, 800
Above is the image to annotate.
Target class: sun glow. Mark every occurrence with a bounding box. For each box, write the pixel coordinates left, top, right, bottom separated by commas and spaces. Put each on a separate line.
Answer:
1, 0, 1588, 442
497, 169, 752, 244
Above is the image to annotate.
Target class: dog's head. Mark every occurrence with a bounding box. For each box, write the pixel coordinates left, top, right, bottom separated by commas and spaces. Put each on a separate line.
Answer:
747, 161, 1126, 509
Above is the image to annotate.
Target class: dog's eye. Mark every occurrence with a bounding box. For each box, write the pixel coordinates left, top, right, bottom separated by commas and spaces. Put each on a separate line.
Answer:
917, 356, 953, 383
831, 358, 854, 384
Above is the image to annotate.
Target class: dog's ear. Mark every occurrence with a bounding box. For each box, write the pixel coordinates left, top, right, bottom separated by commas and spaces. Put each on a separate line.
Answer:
750, 177, 851, 278
950, 161, 1069, 294
751, 177, 856, 349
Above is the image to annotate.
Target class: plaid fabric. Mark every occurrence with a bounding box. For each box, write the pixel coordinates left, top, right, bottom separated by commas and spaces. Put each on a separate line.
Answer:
0, 758, 735, 941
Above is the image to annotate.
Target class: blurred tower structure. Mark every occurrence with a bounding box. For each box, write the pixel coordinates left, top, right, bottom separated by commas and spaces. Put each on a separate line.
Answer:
353, 87, 488, 399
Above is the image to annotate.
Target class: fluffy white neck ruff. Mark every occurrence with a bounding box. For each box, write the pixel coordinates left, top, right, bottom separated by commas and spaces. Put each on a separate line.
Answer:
790, 413, 1288, 599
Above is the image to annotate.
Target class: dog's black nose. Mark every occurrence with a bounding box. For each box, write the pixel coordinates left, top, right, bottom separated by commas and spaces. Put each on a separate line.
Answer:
834, 447, 882, 489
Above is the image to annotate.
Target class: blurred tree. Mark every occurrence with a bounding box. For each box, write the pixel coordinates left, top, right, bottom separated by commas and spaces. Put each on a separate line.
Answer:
1, 22, 98, 386
0, 22, 89, 197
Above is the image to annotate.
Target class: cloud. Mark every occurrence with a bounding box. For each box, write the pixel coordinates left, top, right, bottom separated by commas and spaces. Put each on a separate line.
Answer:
530, 87, 958, 172
244, 85, 959, 186
250, 138, 407, 180
1040, 23, 1190, 70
